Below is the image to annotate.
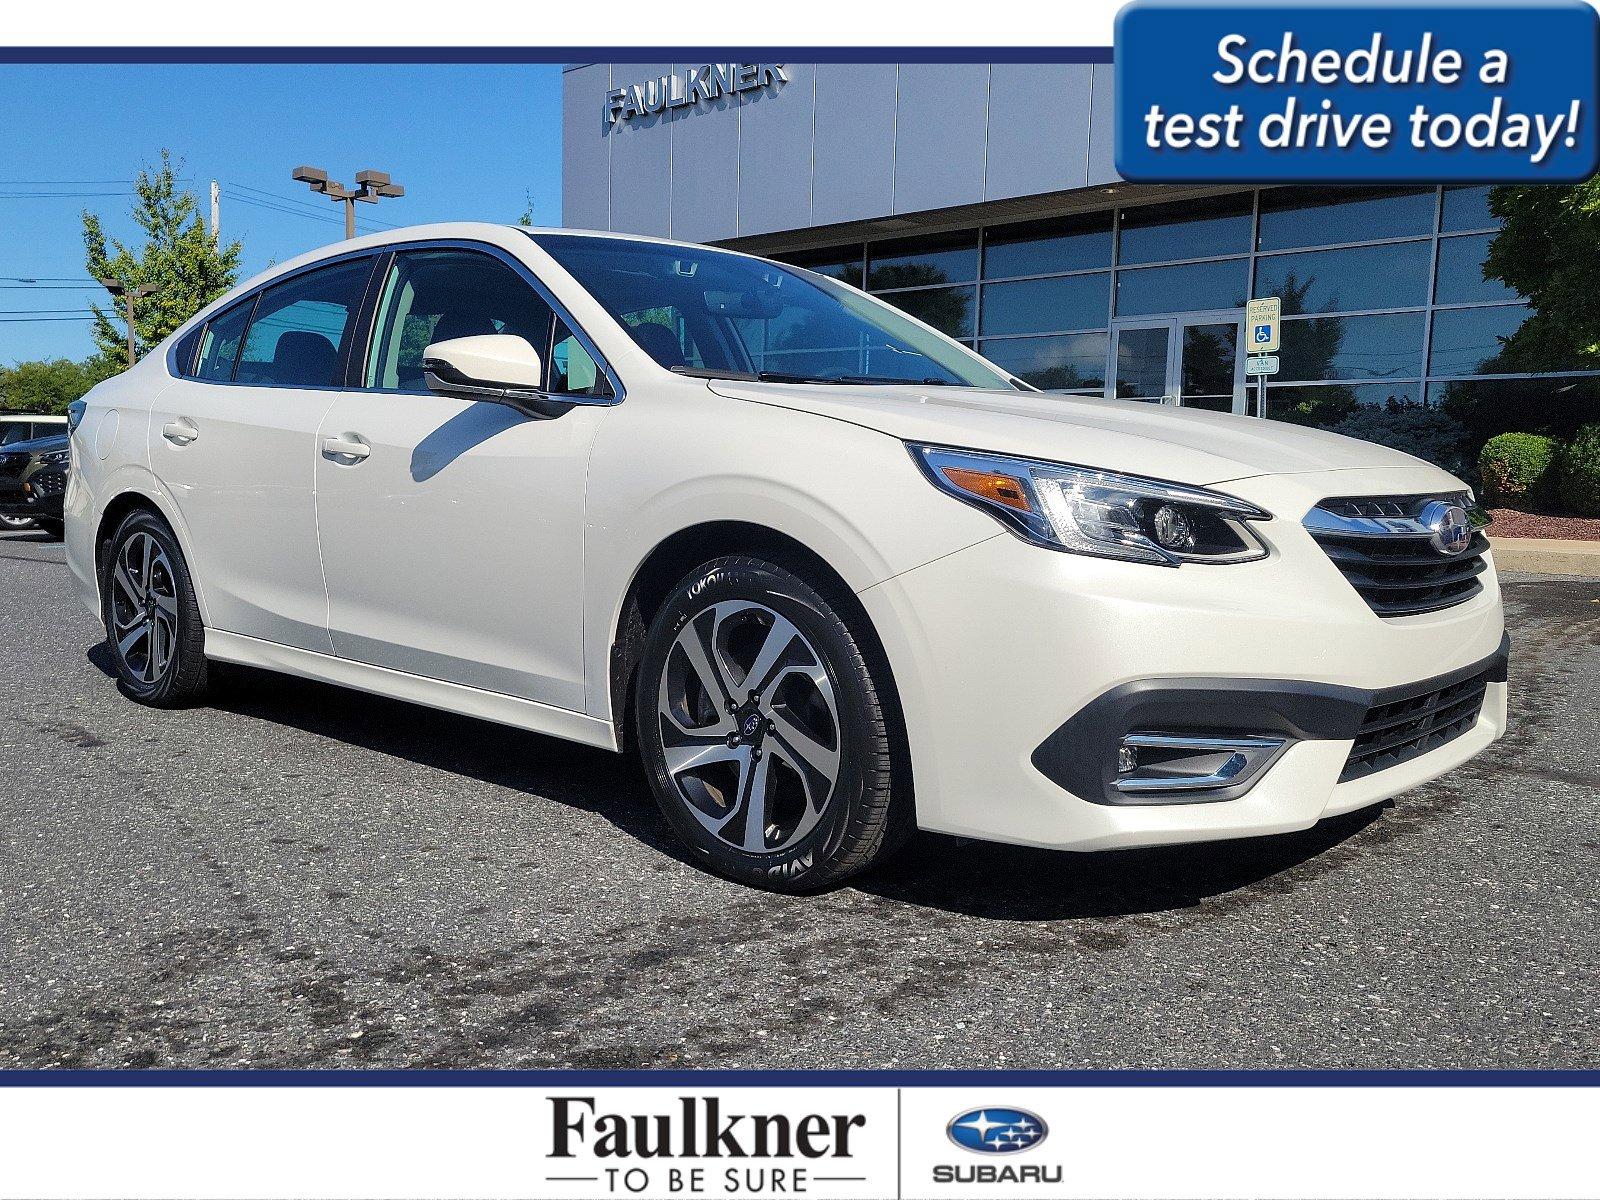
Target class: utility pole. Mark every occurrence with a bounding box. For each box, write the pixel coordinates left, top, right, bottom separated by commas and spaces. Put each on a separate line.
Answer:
291, 165, 405, 239
210, 181, 220, 240
99, 279, 158, 367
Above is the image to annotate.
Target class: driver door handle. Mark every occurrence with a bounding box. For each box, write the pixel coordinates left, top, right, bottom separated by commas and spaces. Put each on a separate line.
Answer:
322, 434, 371, 462
162, 418, 199, 445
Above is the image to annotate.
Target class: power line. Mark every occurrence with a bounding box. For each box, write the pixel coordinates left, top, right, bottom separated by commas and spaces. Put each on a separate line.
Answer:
0, 308, 98, 315
228, 190, 397, 235
0, 315, 99, 323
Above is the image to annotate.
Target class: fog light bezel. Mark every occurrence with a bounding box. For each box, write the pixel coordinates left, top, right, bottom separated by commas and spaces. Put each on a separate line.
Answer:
1112, 731, 1289, 799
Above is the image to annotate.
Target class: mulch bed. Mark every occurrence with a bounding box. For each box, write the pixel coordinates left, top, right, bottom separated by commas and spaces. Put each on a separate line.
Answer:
1488, 508, 1600, 542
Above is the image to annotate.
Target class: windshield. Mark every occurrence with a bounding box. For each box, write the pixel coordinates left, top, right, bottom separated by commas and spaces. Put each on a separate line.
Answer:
527, 232, 1017, 389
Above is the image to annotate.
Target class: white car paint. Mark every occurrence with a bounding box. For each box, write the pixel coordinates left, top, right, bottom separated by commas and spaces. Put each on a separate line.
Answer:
65, 222, 1506, 856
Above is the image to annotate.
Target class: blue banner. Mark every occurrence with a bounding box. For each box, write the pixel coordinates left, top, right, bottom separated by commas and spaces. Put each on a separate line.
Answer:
1115, 0, 1600, 182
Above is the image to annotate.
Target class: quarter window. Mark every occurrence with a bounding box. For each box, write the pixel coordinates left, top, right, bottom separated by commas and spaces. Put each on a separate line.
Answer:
365, 250, 555, 391
194, 300, 254, 382
235, 258, 373, 387
548, 318, 609, 398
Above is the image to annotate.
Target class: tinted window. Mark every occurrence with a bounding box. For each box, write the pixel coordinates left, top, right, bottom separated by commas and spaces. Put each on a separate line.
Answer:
1254, 241, 1432, 315
548, 318, 609, 398
172, 324, 205, 377
980, 333, 1108, 392
1267, 382, 1425, 428
366, 250, 555, 391
1118, 194, 1252, 265
982, 274, 1110, 336
1434, 234, 1520, 305
0, 420, 31, 446
1116, 259, 1249, 316
1441, 186, 1499, 233
1277, 312, 1425, 381
879, 286, 975, 338
1258, 187, 1434, 251
780, 247, 866, 287
236, 258, 373, 387
866, 231, 979, 289
1428, 305, 1533, 376
194, 300, 254, 382
983, 214, 1113, 278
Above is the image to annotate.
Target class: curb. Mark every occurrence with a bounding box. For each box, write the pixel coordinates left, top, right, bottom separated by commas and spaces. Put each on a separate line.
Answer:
1489, 537, 1600, 578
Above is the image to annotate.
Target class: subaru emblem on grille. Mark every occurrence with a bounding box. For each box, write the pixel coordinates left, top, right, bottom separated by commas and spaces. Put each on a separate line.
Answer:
1421, 501, 1472, 556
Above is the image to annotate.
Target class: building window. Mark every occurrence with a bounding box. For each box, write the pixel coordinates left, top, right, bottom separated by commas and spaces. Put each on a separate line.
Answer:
981, 274, 1110, 336
1434, 233, 1521, 306
866, 230, 978, 290
1115, 258, 1249, 317
1428, 304, 1534, 377
982, 212, 1113, 279
877, 286, 975, 338
1117, 193, 1253, 265
1257, 186, 1434, 252
1440, 185, 1500, 233
980, 332, 1108, 392
1254, 240, 1432, 315
1277, 312, 1426, 382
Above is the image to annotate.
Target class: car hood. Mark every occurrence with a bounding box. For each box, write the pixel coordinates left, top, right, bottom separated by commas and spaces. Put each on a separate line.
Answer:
705, 380, 1432, 486
0, 434, 68, 456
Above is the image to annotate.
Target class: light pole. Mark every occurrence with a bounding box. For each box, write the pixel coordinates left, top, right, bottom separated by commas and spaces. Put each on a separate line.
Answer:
99, 279, 158, 367
291, 165, 405, 239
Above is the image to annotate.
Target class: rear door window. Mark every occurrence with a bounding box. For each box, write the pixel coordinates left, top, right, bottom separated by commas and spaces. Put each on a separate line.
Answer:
234, 257, 374, 388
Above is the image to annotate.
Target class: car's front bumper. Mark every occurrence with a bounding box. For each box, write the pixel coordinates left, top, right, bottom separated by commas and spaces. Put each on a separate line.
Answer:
0, 469, 66, 519
858, 465, 1508, 851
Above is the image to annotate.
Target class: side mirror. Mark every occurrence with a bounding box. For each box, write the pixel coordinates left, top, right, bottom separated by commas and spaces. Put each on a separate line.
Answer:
422, 334, 563, 417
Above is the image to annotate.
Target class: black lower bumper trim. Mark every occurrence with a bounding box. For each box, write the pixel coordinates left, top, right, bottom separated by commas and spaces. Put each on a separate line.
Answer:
1032, 633, 1509, 806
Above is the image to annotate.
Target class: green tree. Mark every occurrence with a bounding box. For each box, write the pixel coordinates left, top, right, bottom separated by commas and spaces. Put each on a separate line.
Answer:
0, 357, 120, 415
1483, 180, 1600, 373
517, 190, 536, 227
81, 150, 243, 367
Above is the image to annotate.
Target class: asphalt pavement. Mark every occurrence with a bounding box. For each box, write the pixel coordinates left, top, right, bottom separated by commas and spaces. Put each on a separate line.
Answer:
1, 527, 1595, 1069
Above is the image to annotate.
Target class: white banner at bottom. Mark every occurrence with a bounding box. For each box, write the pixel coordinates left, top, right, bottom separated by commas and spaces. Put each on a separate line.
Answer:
0, 1083, 1596, 1200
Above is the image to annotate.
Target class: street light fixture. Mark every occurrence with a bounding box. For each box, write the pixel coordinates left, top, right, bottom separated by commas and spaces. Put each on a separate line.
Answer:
292, 165, 406, 239
99, 278, 158, 368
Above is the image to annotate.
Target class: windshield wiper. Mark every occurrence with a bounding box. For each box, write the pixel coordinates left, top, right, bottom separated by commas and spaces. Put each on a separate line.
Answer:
670, 366, 962, 387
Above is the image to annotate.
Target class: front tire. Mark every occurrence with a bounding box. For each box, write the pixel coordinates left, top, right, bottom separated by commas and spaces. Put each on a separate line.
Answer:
0, 514, 35, 532
100, 510, 210, 706
635, 555, 908, 892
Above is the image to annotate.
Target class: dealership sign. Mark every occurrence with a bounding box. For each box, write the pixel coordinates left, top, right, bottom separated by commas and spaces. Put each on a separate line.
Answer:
606, 63, 788, 125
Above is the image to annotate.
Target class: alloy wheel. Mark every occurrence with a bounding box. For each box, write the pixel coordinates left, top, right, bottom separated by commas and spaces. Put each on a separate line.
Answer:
656, 599, 842, 855
109, 530, 180, 685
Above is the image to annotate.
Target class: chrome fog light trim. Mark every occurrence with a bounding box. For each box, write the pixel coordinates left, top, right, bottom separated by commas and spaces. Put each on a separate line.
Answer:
1114, 732, 1288, 794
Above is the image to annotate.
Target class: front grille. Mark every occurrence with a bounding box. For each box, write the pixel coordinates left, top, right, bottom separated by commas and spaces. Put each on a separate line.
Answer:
1306, 493, 1489, 618
1339, 667, 1492, 782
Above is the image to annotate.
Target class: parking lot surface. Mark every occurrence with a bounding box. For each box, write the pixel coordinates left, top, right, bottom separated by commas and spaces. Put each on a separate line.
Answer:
1, 528, 1596, 1069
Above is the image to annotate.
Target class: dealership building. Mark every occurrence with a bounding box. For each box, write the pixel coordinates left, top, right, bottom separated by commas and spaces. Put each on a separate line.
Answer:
562, 61, 1596, 470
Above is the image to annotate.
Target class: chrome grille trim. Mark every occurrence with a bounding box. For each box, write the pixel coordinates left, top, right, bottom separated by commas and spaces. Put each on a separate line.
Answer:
1306, 492, 1490, 618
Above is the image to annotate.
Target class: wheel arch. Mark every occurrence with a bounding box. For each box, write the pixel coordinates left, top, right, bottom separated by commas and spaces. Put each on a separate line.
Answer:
606, 521, 912, 815
93, 483, 209, 622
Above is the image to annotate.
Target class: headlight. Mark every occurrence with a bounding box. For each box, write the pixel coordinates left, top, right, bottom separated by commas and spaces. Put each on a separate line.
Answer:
908, 443, 1271, 566
40, 449, 70, 466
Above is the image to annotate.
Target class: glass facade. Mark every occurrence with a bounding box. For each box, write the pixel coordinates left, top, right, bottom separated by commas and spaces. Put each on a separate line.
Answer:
771, 185, 1600, 480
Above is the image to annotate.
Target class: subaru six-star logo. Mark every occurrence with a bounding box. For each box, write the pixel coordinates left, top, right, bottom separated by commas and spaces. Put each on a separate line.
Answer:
1421, 500, 1473, 556
947, 1107, 1047, 1154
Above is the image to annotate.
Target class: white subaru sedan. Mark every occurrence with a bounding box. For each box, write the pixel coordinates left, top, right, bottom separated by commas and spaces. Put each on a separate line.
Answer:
64, 224, 1507, 891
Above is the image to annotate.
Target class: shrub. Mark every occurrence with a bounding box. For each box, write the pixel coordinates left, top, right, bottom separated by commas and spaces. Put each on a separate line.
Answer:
1557, 424, 1600, 517
1478, 432, 1560, 508
1329, 405, 1471, 477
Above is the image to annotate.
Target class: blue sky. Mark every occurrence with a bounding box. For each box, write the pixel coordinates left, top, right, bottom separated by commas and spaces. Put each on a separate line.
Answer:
0, 62, 563, 365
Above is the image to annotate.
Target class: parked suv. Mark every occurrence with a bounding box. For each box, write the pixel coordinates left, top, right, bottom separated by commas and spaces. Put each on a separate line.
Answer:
0, 431, 69, 537
0, 414, 68, 530
63, 224, 1507, 890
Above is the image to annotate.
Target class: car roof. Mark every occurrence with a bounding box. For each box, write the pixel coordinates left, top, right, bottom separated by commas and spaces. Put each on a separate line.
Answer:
0, 413, 66, 421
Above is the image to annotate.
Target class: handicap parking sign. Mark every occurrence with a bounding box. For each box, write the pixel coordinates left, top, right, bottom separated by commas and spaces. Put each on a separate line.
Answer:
1245, 296, 1280, 354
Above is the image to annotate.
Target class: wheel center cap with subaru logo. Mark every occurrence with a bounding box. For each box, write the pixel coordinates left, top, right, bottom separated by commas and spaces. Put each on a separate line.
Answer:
947, 1107, 1047, 1154
1421, 500, 1473, 556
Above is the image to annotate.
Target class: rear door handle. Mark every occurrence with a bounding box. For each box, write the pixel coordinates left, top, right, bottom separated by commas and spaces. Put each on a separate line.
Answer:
322, 434, 371, 462
162, 418, 199, 445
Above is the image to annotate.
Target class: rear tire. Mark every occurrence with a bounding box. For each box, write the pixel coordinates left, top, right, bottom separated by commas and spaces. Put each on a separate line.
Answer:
100, 510, 210, 707
635, 555, 909, 892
